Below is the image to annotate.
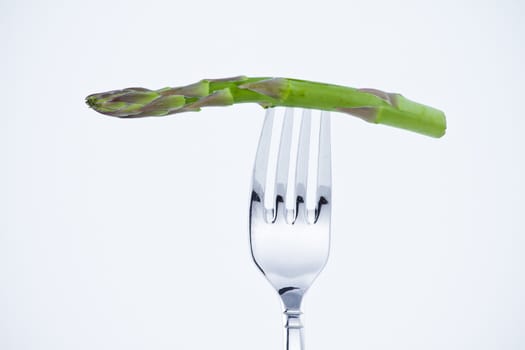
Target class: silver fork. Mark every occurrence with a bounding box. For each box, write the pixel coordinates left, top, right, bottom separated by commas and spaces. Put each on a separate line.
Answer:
249, 107, 331, 350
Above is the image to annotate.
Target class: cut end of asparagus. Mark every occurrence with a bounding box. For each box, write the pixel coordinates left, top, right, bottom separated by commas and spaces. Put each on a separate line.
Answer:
337, 93, 446, 138
376, 94, 447, 138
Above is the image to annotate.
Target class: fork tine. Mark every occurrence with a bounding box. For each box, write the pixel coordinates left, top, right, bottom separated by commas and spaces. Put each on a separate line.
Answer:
295, 109, 312, 223
275, 108, 295, 222
252, 108, 275, 219
316, 111, 332, 222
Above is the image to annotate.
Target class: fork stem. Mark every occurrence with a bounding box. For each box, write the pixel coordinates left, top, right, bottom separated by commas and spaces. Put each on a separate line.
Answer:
284, 309, 304, 350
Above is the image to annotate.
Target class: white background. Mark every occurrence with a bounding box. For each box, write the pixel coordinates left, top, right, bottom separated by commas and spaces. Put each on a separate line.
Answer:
2, 0, 524, 349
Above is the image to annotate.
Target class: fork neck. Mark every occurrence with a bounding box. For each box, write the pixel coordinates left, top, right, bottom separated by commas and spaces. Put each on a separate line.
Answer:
280, 289, 304, 327
280, 288, 303, 309
280, 290, 305, 350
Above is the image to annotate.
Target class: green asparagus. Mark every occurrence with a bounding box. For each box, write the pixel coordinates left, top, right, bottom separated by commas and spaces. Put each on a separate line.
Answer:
86, 76, 446, 138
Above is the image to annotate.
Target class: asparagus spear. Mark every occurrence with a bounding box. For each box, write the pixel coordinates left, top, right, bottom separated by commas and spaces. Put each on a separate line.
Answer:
86, 76, 446, 138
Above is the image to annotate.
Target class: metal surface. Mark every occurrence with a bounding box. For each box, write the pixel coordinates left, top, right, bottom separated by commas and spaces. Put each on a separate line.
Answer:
249, 107, 332, 350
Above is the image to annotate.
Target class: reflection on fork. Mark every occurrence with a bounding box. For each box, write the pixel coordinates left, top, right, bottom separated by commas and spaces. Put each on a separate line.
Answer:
249, 107, 332, 350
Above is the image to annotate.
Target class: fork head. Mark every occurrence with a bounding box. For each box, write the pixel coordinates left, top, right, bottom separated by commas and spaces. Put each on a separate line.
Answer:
249, 107, 331, 310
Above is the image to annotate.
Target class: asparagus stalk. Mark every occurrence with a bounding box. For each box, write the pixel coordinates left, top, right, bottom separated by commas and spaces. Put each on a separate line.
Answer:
86, 76, 446, 138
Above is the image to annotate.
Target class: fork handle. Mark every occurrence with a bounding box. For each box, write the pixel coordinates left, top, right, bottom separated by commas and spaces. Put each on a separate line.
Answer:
284, 309, 304, 350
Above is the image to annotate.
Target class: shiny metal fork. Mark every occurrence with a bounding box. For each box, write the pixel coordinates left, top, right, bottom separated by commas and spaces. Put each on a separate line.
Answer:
249, 107, 331, 350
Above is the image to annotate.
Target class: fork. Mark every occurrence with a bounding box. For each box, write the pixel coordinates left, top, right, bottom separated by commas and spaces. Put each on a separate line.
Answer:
249, 107, 332, 350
